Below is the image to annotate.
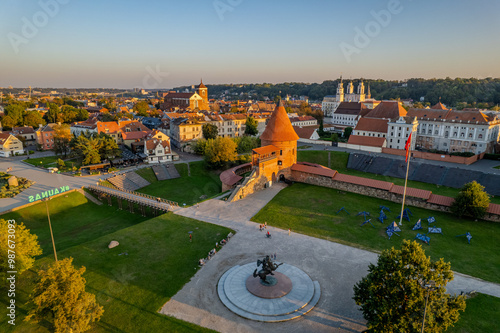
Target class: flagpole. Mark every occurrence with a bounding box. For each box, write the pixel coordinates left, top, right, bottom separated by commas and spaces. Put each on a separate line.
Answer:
399, 152, 411, 226
399, 133, 412, 226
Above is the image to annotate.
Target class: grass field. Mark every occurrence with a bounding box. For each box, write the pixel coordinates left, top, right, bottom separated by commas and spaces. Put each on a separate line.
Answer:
252, 183, 500, 284
297, 150, 500, 204
448, 293, 500, 333
0, 193, 232, 333
24, 156, 81, 171
135, 167, 159, 184
137, 162, 222, 206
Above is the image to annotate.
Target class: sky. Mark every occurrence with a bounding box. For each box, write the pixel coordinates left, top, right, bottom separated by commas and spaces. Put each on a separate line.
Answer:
0, 0, 499, 89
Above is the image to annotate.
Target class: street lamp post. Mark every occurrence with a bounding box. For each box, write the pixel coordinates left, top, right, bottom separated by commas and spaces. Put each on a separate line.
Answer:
421, 280, 436, 333
43, 197, 58, 262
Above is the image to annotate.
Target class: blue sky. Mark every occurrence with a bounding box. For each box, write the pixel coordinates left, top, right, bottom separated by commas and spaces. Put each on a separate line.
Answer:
1, 0, 499, 88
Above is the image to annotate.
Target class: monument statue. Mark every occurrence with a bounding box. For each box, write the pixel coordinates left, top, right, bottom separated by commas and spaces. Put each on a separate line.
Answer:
253, 255, 282, 284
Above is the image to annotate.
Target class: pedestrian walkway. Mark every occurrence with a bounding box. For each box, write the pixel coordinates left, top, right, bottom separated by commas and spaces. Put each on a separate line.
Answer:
162, 183, 500, 333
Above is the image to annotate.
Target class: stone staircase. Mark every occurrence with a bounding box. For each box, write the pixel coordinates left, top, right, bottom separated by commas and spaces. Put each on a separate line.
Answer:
152, 165, 169, 181
166, 163, 180, 179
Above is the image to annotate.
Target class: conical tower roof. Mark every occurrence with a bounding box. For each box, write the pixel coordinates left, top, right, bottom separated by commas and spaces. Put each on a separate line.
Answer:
260, 100, 299, 142
198, 79, 206, 89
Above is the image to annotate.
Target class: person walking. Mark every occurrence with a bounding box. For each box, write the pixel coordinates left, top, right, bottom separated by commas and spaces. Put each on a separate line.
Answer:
189, 233, 192, 242
288, 228, 291, 236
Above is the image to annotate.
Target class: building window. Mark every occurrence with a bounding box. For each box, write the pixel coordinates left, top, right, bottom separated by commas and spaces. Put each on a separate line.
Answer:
280, 150, 282, 155
278, 160, 282, 166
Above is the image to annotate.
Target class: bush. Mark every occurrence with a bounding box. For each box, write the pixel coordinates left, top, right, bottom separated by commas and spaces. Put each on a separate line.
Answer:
484, 153, 500, 160
450, 181, 490, 219
450, 152, 475, 157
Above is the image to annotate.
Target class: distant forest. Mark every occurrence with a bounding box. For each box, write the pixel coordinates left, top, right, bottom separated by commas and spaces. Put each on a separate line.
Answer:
178, 78, 500, 108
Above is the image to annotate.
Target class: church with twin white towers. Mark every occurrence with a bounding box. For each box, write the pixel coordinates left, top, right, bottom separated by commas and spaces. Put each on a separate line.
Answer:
322, 76, 371, 118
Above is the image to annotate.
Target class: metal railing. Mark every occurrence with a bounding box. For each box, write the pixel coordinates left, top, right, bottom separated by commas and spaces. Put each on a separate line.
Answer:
92, 182, 179, 208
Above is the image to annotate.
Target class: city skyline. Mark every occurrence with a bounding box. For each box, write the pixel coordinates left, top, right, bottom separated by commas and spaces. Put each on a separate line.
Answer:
1, 0, 499, 89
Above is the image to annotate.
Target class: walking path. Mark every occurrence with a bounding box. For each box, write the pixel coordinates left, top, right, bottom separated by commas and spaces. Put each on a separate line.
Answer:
160, 183, 500, 333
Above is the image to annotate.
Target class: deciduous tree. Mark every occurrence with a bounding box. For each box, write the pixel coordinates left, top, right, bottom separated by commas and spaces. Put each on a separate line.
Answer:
24, 110, 46, 128
52, 124, 72, 158
0, 219, 42, 280
202, 123, 218, 140
450, 181, 490, 219
25, 257, 104, 333
204, 137, 237, 169
244, 116, 259, 136
353, 240, 466, 333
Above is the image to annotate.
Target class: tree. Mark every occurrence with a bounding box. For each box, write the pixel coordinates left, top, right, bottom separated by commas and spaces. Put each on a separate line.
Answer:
450, 181, 490, 219
192, 138, 208, 155
24, 110, 46, 128
73, 135, 103, 165
0, 219, 42, 281
244, 116, 259, 136
343, 127, 353, 139
97, 133, 120, 161
353, 240, 466, 333
133, 100, 149, 116
204, 137, 237, 169
1, 115, 17, 130
202, 123, 218, 140
46, 103, 61, 123
52, 124, 72, 158
235, 136, 259, 154
25, 257, 104, 333
4, 103, 25, 126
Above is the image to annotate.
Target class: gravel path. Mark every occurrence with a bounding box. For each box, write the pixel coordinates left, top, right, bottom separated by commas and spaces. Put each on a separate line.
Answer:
160, 184, 500, 333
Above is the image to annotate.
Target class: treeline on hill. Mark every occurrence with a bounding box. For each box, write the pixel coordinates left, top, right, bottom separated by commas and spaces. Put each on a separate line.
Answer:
176, 78, 500, 108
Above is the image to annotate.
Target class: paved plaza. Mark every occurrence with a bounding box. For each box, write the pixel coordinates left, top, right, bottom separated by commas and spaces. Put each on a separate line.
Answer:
161, 183, 500, 333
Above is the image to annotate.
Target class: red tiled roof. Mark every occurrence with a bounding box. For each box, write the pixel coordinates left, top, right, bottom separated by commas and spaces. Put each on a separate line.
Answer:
260, 101, 299, 142
253, 145, 279, 155
334, 102, 367, 115
427, 194, 454, 206
354, 118, 388, 133
390, 185, 432, 200
219, 162, 251, 186
487, 203, 500, 215
291, 163, 337, 178
122, 131, 150, 140
347, 135, 386, 147
333, 173, 394, 191
364, 101, 407, 119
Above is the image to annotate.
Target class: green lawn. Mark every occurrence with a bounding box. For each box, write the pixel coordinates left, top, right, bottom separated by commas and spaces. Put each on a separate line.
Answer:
252, 183, 500, 283
137, 162, 222, 206
1, 191, 150, 256
135, 167, 159, 184
23, 156, 61, 168
0, 194, 232, 333
298, 150, 500, 204
447, 293, 500, 333
24, 156, 81, 171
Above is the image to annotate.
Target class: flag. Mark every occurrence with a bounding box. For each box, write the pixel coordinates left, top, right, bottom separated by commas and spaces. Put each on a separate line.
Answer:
405, 132, 412, 162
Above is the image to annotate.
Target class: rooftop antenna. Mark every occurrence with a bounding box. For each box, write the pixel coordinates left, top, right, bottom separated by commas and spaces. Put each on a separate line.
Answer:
29, 86, 32, 99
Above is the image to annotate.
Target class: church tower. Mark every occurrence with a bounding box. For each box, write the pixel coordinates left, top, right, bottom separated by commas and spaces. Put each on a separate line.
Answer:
336, 76, 344, 102
197, 79, 209, 109
357, 80, 366, 102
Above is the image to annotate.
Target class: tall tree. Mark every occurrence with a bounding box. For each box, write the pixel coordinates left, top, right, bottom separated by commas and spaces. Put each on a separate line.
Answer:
133, 100, 149, 116
46, 103, 61, 123
97, 133, 121, 161
0, 219, 42, 280
244, 116, 259, 136
52, 124, 72, 158
204, 137, 237, 169
73, 135, 103, 165
24, 110, 46, 128
450, 181, 490, 219
202, 123, 218, 140
4, 103, 25, 126
354, 240, 466, 333
25, 258, 104, 333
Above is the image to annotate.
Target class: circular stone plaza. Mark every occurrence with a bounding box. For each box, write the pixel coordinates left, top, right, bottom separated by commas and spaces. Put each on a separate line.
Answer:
218, 263, 321, 322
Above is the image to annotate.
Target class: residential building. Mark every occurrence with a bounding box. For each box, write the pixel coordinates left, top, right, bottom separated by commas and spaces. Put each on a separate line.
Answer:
331, 102, 369, 127
170, 118, 203, 151
0, 133, 24, 157
70, 120, 98, 137
36, 123, 57, 150
289, 116, 317, 127
293, 125, 320, 140
11, 126, 36, 146
144, 137, 176, 163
